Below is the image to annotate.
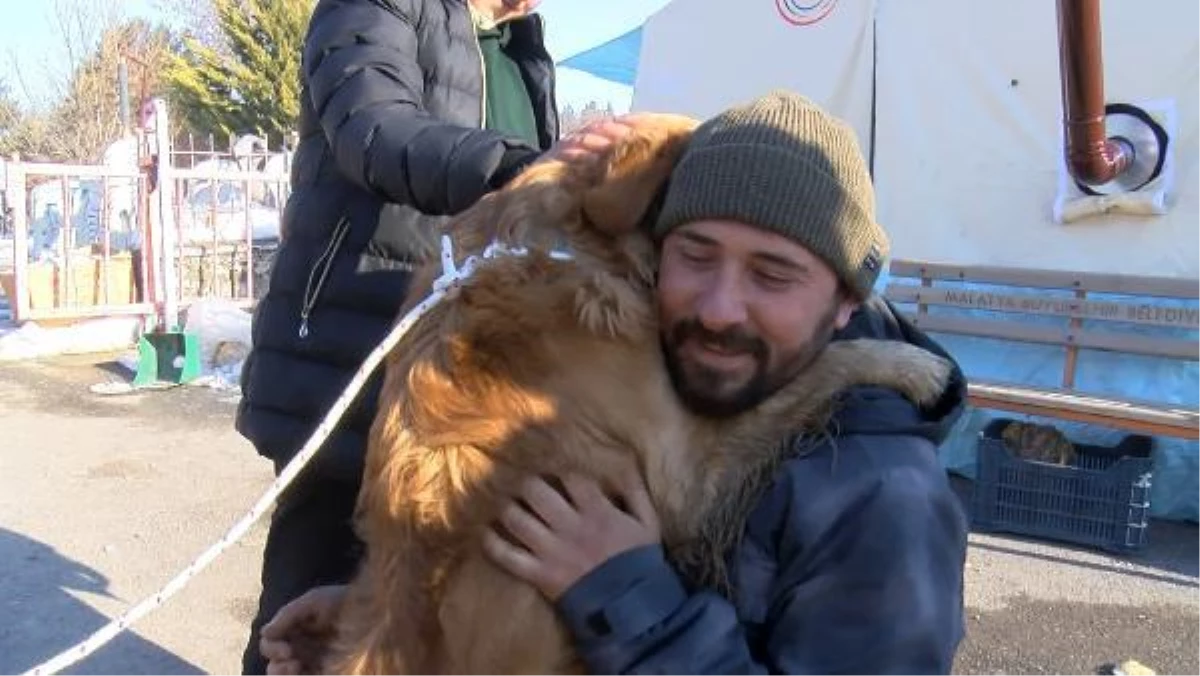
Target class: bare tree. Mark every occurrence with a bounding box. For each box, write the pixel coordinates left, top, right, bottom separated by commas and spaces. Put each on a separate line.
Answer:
5, 0, 123, 111
153, 0, 229, 55
2, 0, 173, 163
559, 99, 620, 134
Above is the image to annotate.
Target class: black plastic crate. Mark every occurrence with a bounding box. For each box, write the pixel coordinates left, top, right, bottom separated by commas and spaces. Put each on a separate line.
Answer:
971, 418, 1154, 553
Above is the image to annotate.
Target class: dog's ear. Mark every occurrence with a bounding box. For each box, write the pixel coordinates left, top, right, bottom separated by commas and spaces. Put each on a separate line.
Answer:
582, 115, 698, 235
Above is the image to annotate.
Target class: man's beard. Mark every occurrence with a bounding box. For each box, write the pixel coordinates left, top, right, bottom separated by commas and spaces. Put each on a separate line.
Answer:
662, 302, 841, 418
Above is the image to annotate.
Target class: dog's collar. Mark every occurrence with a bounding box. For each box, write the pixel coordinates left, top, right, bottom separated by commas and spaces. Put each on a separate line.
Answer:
433, 236, 574, 295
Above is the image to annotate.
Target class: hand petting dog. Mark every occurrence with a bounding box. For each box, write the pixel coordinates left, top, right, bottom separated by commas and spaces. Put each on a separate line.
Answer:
483, 468, 661, 601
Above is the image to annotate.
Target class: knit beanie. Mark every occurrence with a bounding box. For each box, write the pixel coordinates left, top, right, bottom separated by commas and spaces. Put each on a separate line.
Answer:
653, 90, 889, 300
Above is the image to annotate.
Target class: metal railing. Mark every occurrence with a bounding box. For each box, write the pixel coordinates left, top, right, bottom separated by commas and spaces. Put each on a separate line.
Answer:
1, 161, 155, 323
0, 99, 291, 328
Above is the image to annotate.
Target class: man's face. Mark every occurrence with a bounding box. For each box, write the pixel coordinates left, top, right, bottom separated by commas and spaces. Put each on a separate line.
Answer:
656, 219, 859, 417
472, 0, 542, 20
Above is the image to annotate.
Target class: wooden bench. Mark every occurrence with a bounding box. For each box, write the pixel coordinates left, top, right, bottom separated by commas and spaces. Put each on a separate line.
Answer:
883, 260, 1200, 439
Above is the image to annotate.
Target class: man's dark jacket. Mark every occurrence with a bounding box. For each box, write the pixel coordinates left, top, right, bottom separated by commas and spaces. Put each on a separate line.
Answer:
235, 0, 559, 483
556, 296, 972, 674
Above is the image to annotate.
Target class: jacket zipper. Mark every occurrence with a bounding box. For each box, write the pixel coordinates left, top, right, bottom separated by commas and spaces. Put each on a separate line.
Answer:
473, 25, 487, 128
298, 216, 350, 340
533, 13, 560, 140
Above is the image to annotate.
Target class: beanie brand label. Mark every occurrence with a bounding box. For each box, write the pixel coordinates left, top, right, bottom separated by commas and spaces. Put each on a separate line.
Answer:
862, 245, 881, 273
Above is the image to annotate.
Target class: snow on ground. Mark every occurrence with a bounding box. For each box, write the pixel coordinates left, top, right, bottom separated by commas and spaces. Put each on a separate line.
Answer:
0, 298, 252, 394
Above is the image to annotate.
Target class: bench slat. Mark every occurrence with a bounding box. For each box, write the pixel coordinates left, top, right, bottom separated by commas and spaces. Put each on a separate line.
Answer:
885, 283, 1200, 329
968, 381, 1199, 439
899, 312, 1199, 361
889, 259, 1199, 299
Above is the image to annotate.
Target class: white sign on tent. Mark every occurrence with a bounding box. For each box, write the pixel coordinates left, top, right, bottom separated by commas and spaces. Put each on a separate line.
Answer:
631, 0, 878, 159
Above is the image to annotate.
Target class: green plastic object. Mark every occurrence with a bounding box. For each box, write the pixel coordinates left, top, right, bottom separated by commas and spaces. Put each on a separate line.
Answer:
132, 330, 202, 387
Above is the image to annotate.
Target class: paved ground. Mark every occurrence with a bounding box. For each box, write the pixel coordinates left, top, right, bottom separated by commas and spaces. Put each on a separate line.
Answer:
0, 352, 1196, 675
0, 352, 272, 675
953, 498, 1198, 674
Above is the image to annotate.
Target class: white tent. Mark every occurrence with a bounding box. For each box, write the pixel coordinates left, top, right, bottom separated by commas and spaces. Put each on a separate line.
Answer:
563, 0, 1200, 521
630, 0, 1198, 279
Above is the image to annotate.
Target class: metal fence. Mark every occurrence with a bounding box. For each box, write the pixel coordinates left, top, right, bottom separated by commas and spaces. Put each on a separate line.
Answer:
1, 161, 155, 323
163, 141, 290, 309
0, 99, 290, 327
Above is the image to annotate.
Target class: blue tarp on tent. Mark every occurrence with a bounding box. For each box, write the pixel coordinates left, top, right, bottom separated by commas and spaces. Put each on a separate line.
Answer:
558, 26, 643, 86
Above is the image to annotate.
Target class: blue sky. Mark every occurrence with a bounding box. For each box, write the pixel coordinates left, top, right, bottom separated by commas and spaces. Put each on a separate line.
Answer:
0, 0, 670, 112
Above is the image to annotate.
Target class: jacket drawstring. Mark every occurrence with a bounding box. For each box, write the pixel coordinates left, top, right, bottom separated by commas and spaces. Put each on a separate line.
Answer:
298, 217, 351, 339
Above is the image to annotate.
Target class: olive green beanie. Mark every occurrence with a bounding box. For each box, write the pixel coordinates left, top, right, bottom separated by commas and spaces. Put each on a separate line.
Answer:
653, 90, 889, 300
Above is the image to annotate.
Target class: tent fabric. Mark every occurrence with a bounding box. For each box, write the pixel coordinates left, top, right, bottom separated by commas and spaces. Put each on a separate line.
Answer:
556, 0, 1199, 522
873, 0, 1199, 279
629, 0, 877, 152
868, 0, 1198, 522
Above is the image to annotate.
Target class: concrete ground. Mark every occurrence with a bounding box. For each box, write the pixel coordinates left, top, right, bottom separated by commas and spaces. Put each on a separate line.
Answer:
1, 352, 271, 675
0, 352, 1196, 675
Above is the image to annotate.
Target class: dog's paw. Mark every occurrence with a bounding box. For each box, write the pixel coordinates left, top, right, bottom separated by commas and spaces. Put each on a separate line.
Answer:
820, 339, 954, 407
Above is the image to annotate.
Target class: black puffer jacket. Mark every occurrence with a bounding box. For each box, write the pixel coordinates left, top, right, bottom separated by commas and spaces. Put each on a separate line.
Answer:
236, 0, 559, 485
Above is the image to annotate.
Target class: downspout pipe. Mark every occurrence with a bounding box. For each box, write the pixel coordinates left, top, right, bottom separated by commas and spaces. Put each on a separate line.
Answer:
1056, 0, 1133, 186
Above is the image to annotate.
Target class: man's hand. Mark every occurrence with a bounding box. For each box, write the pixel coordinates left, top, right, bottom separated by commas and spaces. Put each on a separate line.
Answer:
537, 116, 639, 169
482, 469, 661, 601
259, 584, 348, 675
539, 112, 693, 172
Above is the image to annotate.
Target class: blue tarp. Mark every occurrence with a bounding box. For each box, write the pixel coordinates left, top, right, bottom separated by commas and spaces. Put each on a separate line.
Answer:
871, 271, 1200, 523
558, 26, 643, 86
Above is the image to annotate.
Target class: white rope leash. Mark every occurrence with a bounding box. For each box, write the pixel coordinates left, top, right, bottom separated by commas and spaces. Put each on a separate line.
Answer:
25, 235, 530, 676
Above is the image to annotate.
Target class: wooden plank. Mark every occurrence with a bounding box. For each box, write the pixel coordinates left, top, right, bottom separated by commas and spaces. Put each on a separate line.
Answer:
20, 303, 156, 322
1063, 289, 1084, 388
968, 381, 1199, 440
900, 312, 1199, 361
884, 284, 1200, 329
14, 162, 142, 179
888, 259, 1198, 299
1080, 330, 1198, 361
969, 391, 1198, 439
902, 313, 1063, 345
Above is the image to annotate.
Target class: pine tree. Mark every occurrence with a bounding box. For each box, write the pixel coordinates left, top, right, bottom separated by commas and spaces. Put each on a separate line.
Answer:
165, 0, 313, 144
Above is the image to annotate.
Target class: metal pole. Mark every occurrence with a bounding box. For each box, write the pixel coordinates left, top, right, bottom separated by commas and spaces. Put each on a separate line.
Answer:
152, 98, 179, 331
1056, 0, 1132, 186
7, 158, 29, 321
118, 59, 131, 135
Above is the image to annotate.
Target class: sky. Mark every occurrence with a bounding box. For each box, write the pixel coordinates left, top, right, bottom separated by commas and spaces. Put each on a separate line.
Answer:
0, 0, 671, 113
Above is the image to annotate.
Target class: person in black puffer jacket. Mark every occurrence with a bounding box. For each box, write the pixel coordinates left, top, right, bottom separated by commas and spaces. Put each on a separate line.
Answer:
235, 1, 562, 672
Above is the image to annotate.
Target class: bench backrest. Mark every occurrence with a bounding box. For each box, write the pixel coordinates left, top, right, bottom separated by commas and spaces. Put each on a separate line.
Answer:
883, 259, 1199, 388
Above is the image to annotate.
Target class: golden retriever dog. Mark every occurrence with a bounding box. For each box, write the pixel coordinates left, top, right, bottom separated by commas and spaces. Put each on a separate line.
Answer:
323, 115, 953, 674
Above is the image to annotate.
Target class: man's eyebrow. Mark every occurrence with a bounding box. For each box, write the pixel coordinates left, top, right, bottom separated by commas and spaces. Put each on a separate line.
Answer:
679, 230, 717, 247
679, 230, 810, 274
753, 251, 810, 276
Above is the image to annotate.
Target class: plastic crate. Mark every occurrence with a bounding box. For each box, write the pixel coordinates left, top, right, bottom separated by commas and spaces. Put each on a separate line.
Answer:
971, 418, 1153, 553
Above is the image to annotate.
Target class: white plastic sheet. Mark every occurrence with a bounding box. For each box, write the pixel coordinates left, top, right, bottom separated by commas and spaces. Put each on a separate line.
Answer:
181, 298, 253, 391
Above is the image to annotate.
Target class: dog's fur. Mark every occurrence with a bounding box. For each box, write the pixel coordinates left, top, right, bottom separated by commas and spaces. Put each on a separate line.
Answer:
323, 115, 954, 674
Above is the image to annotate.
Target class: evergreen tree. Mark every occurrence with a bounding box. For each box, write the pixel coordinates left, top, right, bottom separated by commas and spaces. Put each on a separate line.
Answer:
166, 0, 313, 143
